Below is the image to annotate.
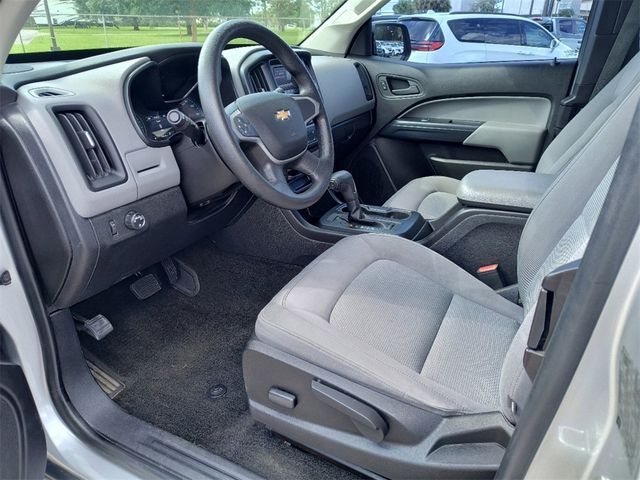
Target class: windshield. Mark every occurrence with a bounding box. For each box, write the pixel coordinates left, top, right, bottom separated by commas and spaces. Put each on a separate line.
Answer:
11, 0, 345, 55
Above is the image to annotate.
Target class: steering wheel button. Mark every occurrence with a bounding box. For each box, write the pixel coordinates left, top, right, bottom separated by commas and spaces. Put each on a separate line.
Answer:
234, 116, 257, 137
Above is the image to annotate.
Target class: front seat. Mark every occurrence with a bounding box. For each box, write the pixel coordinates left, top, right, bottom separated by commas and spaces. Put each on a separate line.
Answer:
245, 56, 639, 478
383, 53, 640, 220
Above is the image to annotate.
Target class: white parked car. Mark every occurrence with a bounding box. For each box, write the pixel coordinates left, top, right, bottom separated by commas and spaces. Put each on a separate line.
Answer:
398, 13, 577, 63
533, 16, 587, 53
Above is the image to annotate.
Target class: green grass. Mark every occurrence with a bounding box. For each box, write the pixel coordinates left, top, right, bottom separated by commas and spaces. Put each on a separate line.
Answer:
10, 25, 312, 54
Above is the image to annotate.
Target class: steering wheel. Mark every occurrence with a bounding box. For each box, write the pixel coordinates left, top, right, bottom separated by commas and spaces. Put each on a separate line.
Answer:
198, 20, 334, 210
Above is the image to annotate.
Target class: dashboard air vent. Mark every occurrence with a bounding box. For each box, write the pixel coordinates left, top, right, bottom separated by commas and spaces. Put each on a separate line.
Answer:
55, 108, 126, 190
249, 66, 270, 93
29, 87, 73, 98
354, 63, 374, 101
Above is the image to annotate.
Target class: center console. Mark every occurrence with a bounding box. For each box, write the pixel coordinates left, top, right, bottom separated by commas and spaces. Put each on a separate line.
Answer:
318, 171, 430, 240
296, 169, 556, 289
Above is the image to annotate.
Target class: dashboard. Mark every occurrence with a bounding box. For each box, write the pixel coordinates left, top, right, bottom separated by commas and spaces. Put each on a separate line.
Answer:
1, 44, 376, 308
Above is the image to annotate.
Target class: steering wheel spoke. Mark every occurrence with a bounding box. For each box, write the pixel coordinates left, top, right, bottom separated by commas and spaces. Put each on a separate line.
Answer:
291, 95, 320, 123
290, 150, 321, 179
258, 160, 288, 187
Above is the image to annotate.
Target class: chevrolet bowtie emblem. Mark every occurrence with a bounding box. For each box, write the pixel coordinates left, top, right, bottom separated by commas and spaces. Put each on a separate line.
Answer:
275, 109, 291, 121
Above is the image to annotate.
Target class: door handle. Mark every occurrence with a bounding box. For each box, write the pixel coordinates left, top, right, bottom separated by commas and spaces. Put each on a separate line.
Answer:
390, 84, 420, 95
378, 75, 422, 97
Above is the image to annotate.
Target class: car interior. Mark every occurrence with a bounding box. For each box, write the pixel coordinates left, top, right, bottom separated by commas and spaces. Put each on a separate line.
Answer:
0, 0, 639, 478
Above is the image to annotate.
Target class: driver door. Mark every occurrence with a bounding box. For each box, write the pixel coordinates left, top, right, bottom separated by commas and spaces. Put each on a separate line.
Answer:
0, 363, 47, 479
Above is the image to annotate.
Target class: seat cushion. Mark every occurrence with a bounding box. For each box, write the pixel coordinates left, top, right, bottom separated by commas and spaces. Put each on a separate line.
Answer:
256, 233, 523, 415
383, 176, 461, 220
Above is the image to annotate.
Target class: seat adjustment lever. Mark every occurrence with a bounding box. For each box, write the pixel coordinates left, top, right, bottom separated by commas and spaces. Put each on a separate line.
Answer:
311, 380, 388, 443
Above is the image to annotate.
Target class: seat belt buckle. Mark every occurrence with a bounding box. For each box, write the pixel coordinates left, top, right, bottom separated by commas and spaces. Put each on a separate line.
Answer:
476, 263, 504, 290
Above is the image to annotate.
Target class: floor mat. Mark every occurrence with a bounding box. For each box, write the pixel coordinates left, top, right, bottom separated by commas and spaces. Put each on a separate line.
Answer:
77, 241, 359, 479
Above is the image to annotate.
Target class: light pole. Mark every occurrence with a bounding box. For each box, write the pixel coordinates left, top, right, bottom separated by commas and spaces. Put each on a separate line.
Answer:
43, 0, 61, 52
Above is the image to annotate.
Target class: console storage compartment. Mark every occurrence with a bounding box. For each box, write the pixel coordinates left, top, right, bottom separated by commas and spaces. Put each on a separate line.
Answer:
457, 170, 554, 213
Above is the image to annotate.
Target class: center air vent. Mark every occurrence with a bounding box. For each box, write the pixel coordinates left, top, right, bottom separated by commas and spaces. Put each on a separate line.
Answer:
55, 108, 126, 191
249, 66, 270, 93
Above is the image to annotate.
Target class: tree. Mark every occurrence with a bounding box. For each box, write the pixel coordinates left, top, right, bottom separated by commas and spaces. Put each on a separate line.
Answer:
311, 0, 343, 18
557, 7, 575, 16
393, 0, 451, 14
75, 0, 252, 37
415, 0, 451, 12
74, 0, 151, 30
471, 0, 498, 12
270, 0, 302, 30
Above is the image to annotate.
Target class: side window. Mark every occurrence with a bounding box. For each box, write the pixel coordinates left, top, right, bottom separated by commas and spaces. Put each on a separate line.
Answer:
484, 19, 522, 46
522, 21, 554, 48
558, 19, 574, 34
449, 19, 485, 43
372, 10, 586, 63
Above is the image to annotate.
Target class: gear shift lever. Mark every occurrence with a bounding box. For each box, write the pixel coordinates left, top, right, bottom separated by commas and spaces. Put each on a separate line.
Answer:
328, 171, 363, 221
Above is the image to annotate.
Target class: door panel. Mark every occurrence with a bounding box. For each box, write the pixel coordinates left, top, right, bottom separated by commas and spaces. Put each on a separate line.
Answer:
383, 95, 551, 167
403, 96, 551, 125
463, 121, 545, 166
347, 57, 576, 205
0, 364, 47, 480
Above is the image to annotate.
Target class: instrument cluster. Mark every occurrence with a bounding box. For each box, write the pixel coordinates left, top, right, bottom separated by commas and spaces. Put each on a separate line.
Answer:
134, 95, 204, 142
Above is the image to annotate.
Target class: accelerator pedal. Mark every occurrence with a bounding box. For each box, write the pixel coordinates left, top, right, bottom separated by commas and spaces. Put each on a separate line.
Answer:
161, 257, 200, 297
73, 313, 113, 341
129, 273, 161, 300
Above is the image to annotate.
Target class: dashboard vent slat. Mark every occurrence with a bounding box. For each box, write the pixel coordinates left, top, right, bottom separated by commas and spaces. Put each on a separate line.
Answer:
249, 66, 270, 93
55, 109, 126, 191
29, 87, 74, 98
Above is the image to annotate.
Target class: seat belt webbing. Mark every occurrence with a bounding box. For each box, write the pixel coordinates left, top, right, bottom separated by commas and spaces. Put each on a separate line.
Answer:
591, 0, 640, 99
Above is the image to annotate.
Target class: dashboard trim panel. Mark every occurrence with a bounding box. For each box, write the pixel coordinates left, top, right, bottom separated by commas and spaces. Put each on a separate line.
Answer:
16, 57, 180, 218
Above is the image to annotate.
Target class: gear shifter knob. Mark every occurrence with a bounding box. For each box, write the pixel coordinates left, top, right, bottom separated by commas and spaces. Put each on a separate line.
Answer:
328, 170, 363, 221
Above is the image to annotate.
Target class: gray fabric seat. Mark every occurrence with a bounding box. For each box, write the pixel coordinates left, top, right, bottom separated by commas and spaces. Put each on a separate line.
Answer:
384, 53, 640, 220
257, 233, 523, 415
255, 54, 639, 424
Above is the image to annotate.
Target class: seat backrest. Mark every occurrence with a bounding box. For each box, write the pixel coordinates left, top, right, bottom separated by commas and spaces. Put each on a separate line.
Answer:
536, 53, 640, 175
498, 53, 640, 424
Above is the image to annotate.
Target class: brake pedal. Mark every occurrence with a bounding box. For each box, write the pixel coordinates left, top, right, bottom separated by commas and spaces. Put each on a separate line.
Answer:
161, 257, 200, 297
130, 273, 161, 300
73, 313, 113, 341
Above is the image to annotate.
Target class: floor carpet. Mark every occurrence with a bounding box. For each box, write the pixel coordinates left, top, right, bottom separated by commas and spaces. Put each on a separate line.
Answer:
77, 240, 360, 479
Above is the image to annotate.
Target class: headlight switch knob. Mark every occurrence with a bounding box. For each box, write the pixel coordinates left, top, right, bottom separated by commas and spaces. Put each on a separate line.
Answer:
124, 211, 146, 231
